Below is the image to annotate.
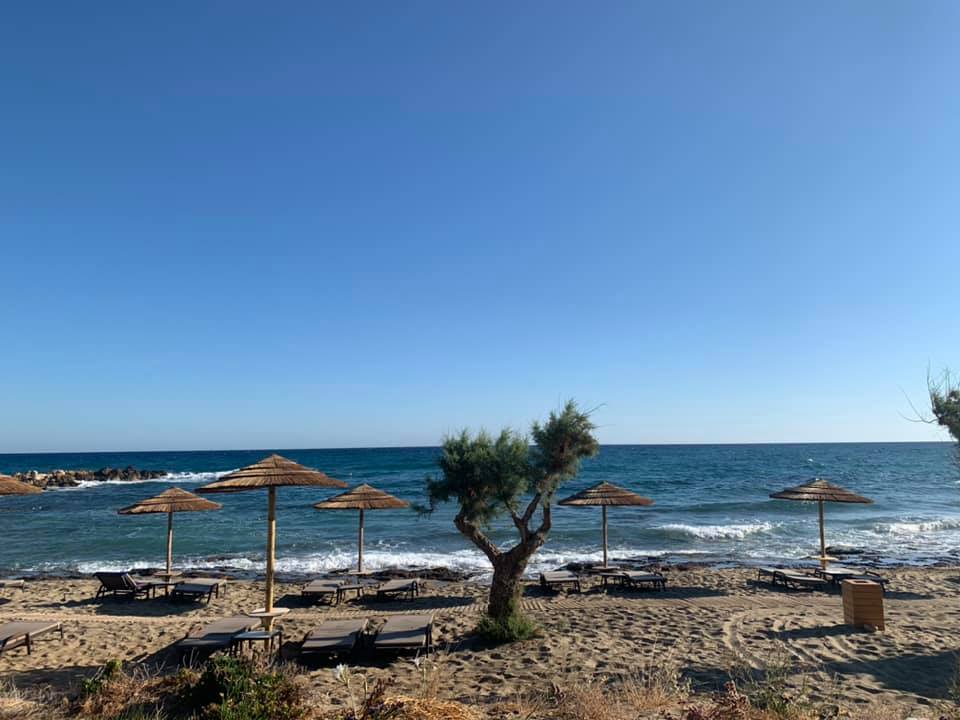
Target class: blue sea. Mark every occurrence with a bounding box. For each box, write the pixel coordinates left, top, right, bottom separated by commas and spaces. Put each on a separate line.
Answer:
1, 443, 958, 578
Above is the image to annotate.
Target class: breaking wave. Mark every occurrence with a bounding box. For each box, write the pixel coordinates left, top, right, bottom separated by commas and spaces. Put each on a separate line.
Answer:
654, 522, 775, 540
873, 518, 960, 535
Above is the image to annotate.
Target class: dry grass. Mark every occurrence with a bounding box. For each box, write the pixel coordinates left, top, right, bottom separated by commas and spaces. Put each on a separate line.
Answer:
0, 648, 947, 720
74, 660, 177, 719
487, 652, 690, 720
0, 678, 69, 720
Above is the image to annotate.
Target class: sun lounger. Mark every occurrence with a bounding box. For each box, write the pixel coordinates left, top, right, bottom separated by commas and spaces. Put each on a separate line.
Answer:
375, 578, 420, 601
0, 579, 24, 591
302, 579, 346, 605
300, 618, 368, 658
756, 566, 782, 583
175, 616, 258, 662
620, 570, 667, 591
774, 571, 828, 591
539, 571, 582, 593
0, 621, 63, 655
373, 614, 434, 654
95, 572, 157, 600
815, 566, 887, 589
170, 578, 225, 603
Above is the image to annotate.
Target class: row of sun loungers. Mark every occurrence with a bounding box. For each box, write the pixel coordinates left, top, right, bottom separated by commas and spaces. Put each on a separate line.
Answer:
301, 577, 421, 605
539, 568, 668, 592
95, 573, 226, 604
301, 615, 433, 657
756, 566, 888, 592
174, 613, 434, 663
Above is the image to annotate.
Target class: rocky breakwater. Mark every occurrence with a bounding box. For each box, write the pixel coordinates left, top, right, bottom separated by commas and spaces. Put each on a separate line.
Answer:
15, 466, 168, 489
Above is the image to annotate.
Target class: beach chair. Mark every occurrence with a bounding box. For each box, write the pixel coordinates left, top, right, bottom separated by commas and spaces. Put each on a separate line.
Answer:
774, 571, 828, 592
620, 570, 667, 591
815, 566, 888, 589
300, 618, 368, 659
0, 579, 24, 591
373, 614, 434, 654
175, 616, 258, 662
0, 621, 63, 656
302, 579, 346, 605
171, 578, 223, 604
539, 570, 582, 593
375, 578, 420, 601
756, 567, 782, 584
95, 572, 157, 600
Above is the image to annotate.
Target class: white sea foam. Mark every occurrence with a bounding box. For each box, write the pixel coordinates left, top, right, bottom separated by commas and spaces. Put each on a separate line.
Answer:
61, 545, 712, 581
873, 518, 960, 536
654, 522, 775, 540
50, 469, 236, 490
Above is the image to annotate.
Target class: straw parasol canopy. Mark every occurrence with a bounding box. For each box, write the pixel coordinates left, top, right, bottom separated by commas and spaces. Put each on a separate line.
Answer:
559, 481, 654, 568
770, 478, 872, 569
312, 484, 409, 574
118, 488, 222, 577
0, 474, 42, 496
196, 455, 346, 621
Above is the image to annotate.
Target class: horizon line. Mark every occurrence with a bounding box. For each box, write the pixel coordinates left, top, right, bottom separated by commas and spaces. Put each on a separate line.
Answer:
0, 439, 953, 456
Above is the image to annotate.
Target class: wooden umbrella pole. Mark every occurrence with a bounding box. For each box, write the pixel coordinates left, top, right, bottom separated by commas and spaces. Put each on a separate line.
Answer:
602, 505, 608, 568
265, 487, 277, 616
818, 499, 827, 570
358, 508, 365, 574
166, 512, 174, 576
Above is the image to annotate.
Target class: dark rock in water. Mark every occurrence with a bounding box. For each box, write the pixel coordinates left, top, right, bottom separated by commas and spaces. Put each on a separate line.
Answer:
827, 546, 865, 556
14, 467, 168, 489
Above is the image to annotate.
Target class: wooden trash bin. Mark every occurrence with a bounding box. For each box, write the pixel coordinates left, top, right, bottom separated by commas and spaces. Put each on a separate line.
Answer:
842, 579, 884, 630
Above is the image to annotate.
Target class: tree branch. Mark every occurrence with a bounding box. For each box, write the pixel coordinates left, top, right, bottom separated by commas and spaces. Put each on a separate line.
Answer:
533, 501, 552, 540
454, 512, 501, 563
520, 491, 543, 527
509, 509, 529, 541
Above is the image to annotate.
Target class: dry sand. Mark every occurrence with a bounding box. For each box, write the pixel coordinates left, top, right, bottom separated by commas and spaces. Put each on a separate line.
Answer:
2, 566, 959, 715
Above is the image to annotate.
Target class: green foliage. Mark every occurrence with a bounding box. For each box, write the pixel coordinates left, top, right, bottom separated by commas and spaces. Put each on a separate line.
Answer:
476, 611, 540, 644
81, 658, 123, 697
183, 656, 306, 720
529, 400, 601, 495
931, 371, 960, 443
425, 428, 531, 527
424, 400, 599, 527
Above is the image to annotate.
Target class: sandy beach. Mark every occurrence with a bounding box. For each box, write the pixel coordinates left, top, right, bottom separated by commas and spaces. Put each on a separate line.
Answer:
2, 565, 959, 716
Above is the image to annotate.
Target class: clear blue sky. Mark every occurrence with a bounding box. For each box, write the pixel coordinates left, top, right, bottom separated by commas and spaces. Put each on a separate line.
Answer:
2, 2, 958, 452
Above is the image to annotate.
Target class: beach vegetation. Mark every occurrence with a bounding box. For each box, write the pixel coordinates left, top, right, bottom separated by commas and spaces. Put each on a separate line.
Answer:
423, 400, 599, 638
182, 655, 307, 720
68, 655, 307, 720
476, 611, 539, 643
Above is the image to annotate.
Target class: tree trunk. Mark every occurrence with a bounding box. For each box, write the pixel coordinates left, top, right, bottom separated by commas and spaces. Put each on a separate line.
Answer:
487, 544, 537, 622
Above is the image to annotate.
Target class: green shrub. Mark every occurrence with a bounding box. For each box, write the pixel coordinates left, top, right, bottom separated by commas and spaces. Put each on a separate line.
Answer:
183, 655, 306, 720
476, 612, 539, 644
81, 658, 124, 697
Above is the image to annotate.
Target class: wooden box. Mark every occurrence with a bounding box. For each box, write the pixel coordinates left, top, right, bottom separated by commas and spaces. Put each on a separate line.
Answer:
842, 579, 884, 630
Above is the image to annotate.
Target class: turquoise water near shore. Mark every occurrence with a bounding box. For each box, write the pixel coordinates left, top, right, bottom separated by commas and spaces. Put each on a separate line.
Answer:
1, 443, 957, 577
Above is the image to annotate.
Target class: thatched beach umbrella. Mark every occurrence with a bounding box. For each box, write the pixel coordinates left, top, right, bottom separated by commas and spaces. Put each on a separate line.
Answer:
559, 481, 654, 568
196, 454, 346, 616
0, 474, 42, 496
312, 484, 409, 574
118, 488, 221, 577
770, 478, 872, 569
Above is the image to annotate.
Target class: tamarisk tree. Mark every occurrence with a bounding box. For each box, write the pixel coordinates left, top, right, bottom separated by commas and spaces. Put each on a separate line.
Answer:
930, 371, 960, 444
424, 401, 598, 631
